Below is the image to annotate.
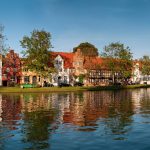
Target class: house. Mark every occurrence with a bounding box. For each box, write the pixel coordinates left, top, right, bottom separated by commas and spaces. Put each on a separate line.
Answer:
51, 52, 74, 86
132, 61, 150, 84
3, 49, 148, 87
20, 58, 51, 86
72, 49, 120, 86
20, 52, 74, 86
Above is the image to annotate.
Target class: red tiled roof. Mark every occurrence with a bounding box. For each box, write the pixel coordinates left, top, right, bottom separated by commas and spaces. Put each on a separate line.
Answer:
51, 52, 74, 69
83, 56, 104, 69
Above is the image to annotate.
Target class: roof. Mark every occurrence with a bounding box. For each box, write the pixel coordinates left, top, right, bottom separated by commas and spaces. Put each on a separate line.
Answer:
51, 52, 74, 69
83, 56, 104, 70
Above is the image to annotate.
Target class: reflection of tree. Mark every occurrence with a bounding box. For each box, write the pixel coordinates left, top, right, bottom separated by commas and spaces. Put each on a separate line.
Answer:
137, 89, 150, 116
21, 94, 59, 149
23, 111, 52, 141
106, 91, 134, 135
2, 94, 21, 129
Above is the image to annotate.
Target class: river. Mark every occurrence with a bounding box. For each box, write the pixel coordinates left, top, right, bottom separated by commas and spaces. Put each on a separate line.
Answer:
0, 88, 150, 150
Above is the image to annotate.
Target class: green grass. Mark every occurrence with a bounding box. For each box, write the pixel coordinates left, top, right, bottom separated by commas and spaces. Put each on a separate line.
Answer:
0, 86, 86, 93
87, 84, 150, 91
0, 84, 150, 93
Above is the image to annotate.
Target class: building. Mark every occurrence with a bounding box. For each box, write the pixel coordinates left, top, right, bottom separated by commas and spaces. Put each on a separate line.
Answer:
51, 52, 74, 86
3, 49, 150, 87
132, 61, 150, 84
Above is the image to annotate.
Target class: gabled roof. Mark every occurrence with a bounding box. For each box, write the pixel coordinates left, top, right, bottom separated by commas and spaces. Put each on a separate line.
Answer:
51, 52, 74, 69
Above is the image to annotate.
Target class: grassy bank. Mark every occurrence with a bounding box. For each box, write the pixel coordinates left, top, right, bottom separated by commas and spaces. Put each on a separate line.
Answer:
88, 84, 150, 91
0, 86, 86, 93
0, 84, 150, 93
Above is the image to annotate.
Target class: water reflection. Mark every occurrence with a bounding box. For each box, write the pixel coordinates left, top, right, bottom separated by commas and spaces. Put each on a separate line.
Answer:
0, 89, 150, 149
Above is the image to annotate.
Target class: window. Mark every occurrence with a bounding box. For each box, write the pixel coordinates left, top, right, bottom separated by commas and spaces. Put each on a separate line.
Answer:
64, 76, 67, 83
23, 68, 28, 72
11, 76, 15, 81
24, 76, 30, 83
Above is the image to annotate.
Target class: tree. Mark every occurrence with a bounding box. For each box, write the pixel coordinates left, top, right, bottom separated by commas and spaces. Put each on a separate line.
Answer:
101, 42, 133, 84
140, 55, 150, 75
20, 29, 53, 78
2, 50, 21, 86
73, 42, 99, 56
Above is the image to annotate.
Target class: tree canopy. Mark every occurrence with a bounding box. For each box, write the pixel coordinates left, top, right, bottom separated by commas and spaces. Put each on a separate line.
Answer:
102, 42, 132, 60
2, 50, 21, 85
73, 42, 99, 56
140, 55, 150, 75
101, 42, 133, 83
20, 29, 53, 77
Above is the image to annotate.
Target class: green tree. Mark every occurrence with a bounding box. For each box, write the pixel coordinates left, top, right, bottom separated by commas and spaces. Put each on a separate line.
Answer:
140, 55, 150, 75
73, 42, 99, 56
20, 29, 53, 78
101, 42, 133, 84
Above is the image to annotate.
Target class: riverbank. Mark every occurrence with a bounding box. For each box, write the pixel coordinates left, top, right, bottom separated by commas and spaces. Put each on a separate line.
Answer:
0, 84, 150, 93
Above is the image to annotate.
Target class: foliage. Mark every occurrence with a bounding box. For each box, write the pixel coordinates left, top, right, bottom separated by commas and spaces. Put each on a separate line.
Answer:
2, 50, 21, 84
73, 42, 99, 56
78, 74, 85, 83
140, 55, 150, 75
20, 29, 53, 77
102, 42, 132, 60
101, 42, 133, 83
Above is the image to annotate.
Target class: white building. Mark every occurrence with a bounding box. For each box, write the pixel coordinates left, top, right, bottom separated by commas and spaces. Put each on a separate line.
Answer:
132, 62, 150, 84
51, 53, 74, 86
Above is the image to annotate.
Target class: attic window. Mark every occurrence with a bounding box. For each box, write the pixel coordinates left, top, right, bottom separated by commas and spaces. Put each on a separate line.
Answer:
56, 60, 62, 65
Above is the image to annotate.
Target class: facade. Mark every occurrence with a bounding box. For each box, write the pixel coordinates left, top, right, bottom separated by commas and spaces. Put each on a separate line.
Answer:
51, 52, 74, 86
132, 62, 150, 84
2, 49, 150, 87
20, 52, 74, 86
20, 67, 44, 85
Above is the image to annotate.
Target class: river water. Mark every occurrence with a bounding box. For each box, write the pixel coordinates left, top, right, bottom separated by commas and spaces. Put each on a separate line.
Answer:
0, 88, 150, 150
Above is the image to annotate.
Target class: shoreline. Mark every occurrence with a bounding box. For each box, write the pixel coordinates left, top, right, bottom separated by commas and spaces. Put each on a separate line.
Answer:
0, 84, 150, 93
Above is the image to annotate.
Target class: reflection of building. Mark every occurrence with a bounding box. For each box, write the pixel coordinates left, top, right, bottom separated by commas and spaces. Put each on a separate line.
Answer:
62, 92, 112, 126
59, 91, 134, 128
1, 94, 22, 129
131, 88, 150, 109
0, 94, 2, 121
20, 94, 52, 112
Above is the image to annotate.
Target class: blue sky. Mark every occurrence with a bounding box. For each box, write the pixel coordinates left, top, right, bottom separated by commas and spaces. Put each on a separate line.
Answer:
0, 0, 150, 58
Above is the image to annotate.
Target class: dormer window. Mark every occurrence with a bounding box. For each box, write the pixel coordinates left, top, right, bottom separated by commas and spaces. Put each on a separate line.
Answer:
58, 61, 62, 65
56, 60, 62, 65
